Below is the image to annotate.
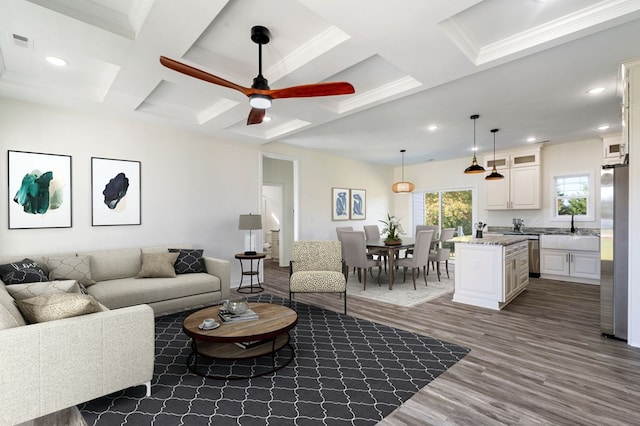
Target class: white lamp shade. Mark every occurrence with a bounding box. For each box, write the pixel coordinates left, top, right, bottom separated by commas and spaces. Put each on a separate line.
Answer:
249, 95, 272, 109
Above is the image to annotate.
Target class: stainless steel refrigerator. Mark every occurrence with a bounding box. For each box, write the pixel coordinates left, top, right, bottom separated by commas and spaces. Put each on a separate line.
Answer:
600, 164, 629, 340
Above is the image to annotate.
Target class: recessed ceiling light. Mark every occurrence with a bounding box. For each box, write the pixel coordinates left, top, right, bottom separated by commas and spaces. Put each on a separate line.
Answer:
597, 124, 611, 131
526, 137, 537, 143
587, 87, 606, 95
472, 146, 479, 152
45, 56, 68, 66
427, 124, 438, 131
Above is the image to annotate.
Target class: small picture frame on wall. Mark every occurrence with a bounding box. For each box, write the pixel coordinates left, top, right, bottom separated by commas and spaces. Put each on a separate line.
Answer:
331, 187, 349, 221
8, 150, 72, 229
91, 157, 141, 226
350, 189, 366, 220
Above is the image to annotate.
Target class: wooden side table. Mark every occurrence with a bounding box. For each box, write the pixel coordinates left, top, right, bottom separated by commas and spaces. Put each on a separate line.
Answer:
235, 252, 266, 293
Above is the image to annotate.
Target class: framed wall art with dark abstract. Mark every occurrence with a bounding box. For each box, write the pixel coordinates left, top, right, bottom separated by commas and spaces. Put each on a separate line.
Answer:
350, 189, 366, 220
8, 150, 72, 229
331, 187, 349, 221
91, 157, 141, 226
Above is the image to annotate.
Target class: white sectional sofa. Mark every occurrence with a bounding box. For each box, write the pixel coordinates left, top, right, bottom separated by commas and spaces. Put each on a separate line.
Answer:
0, 244, 231, 425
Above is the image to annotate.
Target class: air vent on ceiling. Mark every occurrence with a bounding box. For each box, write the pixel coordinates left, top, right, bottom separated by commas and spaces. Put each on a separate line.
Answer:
12, 33, 32, 48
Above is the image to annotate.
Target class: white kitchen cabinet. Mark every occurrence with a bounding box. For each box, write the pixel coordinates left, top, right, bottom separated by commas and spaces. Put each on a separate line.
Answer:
540, 235, 600, 284
453, 238, 529, 310
602, 132, 625, 165
484, 147, 541, 210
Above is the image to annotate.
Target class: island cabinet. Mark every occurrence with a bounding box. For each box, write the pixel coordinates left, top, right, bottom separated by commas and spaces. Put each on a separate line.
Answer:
452, 237, 529, 310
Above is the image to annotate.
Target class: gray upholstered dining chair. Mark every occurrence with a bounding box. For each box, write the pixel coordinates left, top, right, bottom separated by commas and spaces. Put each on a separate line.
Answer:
405, 225, 438, 258
428, 248, 451, 281
429, 227, 455, 274
395, 230, 434, 289
336, 226, 355, 275
289, 240, 347, 314
363, 224, 388, 273
341, 230, 381, 290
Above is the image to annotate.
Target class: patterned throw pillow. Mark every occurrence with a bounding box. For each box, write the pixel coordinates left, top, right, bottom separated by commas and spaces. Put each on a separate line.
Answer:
0, 258, 49, 285
16, 293, 101, 323
136, 252, 180, 278
6, 280, 81, 301
168, 248, 205, 274
45, 255, 96, 286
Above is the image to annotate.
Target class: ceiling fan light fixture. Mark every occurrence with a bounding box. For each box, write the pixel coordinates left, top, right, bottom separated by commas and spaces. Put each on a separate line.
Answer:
249, 94, 272, 109
392, 149, 415, 193
464, 114, 486, 174
485, 128, 504, 181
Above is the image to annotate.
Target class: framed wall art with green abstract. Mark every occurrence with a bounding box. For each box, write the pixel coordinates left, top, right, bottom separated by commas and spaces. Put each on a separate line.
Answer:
91, 157, 141, 226
8, 150, 72, 229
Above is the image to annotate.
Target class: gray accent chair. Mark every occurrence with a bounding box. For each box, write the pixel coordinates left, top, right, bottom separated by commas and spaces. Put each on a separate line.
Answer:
289, 241, 347, 314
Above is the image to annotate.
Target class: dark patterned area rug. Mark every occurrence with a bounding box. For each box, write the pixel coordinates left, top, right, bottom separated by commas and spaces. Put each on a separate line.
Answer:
80, 294, 469, 425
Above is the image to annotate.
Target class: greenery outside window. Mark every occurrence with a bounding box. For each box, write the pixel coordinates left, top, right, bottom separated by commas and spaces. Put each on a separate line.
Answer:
552, 172, 594, 221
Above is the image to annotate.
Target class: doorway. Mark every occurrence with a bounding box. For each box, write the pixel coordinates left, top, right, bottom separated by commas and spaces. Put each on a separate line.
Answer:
261, 153, 298, 268
262, 184, 283, 262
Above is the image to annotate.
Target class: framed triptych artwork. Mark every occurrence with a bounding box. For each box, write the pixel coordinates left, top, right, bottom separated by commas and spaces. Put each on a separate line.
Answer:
8, 150, 72, 229
91, 157, 141, 226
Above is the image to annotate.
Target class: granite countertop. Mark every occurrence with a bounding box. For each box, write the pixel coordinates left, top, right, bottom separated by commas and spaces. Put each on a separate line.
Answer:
450, 235, 529, 246
487, 226, 600, 236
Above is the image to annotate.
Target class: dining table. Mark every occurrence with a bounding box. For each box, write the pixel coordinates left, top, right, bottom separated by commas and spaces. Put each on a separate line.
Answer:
365, 237, 415, 290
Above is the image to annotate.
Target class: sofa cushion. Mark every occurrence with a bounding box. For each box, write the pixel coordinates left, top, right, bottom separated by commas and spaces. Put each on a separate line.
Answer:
15, 293, 101, 323
78, 248, 142, 282
6, 280, 81, 301
0, 258, 49, 285
87, 273, 221, 309
136, 252, 179, 278
169, 248, 205, 274
0, 284, 27, 329
45, 255, 96, 286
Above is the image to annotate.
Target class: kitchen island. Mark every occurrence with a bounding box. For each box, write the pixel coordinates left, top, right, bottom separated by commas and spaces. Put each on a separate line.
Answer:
452, 235, 529, 310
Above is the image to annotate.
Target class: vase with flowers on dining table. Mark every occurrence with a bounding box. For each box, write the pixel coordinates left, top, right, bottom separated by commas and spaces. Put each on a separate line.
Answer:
379, 213, 404, 245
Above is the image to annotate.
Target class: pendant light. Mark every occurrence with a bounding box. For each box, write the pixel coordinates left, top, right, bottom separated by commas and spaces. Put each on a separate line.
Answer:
392, 149, 415, 193
485, 128, 505, 180
463, 114, 485, 174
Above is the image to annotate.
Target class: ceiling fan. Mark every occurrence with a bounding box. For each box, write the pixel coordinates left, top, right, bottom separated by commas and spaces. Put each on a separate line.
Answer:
160, 25, 355, 125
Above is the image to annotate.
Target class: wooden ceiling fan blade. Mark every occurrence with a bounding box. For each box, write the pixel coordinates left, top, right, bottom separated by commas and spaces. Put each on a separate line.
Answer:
247, 107, 265, 125
160, 56, 252, 96
269, 82, 355, 100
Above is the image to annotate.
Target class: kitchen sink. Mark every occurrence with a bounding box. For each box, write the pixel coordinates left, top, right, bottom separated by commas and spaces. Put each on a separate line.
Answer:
540, 234, 599, 251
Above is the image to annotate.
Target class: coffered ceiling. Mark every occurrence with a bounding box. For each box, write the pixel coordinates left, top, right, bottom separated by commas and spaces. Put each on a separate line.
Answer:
2, 0, 640, 165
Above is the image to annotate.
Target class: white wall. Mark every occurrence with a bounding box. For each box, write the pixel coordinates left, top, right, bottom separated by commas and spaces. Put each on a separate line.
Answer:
261, 142, 394, 240
395, 139, 602, 232
0, 98, 393, 285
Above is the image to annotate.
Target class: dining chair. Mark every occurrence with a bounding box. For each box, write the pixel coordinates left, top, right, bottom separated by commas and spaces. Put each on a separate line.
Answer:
336, 226, 355, 275
395, 230, 434, 289
428, 248, 451, 281
406, 225, 438, 258
363, 224, 388, 273
289, 240, 347, 314
341, 230, 381, 290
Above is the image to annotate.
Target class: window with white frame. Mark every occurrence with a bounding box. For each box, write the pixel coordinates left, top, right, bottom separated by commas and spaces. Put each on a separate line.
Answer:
552, 172, 594, 221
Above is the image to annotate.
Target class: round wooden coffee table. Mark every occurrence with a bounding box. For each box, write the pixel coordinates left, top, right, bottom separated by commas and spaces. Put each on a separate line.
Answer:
182, 302, 297, 379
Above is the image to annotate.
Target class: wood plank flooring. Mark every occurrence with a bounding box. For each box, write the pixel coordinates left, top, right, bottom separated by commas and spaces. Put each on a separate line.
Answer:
260, 260, 640, 425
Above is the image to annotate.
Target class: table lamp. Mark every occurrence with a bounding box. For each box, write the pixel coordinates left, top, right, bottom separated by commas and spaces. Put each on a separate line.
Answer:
238, 213, 262, 255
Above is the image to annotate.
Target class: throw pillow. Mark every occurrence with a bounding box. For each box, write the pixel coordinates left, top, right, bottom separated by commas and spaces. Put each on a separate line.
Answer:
6, 280, 81, 301
0, 258, 49, 285
15, 293, 101, 323
168, 248, 205, 274
136, 252, 180, 278
45, 255, 96, 286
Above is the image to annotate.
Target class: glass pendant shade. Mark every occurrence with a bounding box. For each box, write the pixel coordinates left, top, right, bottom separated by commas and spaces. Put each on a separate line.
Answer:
392, 149, 414, 193
464, 114, 486, 174
485, 128, 504, 180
